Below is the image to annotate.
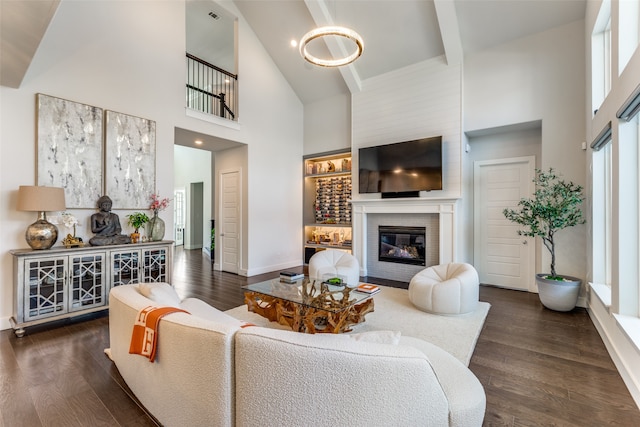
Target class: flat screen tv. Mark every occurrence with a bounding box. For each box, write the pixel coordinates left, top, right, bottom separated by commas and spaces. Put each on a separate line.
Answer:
358, 136, 442, 195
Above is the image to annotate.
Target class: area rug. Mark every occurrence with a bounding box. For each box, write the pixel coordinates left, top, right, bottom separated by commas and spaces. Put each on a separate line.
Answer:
224, 285, 490, 366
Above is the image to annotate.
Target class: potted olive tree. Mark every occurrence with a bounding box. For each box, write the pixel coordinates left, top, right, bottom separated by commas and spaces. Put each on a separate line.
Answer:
503, 168, 585, 311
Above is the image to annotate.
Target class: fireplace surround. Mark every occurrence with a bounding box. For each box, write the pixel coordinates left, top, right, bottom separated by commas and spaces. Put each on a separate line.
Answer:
351, 198, 457, 282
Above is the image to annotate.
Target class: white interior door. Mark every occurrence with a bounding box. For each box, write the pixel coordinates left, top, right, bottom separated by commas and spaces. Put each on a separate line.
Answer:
474, 157, 535, 291
220, 170, 240, 274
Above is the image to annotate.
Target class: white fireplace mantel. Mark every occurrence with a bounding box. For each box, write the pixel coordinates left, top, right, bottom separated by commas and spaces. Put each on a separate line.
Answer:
350, 198, 459, 278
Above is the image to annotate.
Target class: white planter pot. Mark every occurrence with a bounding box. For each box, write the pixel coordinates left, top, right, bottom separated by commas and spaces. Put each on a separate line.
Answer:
535, 274, 581, 312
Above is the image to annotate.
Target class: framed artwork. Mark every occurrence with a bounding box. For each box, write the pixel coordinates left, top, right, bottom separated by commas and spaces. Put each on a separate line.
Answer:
105, 110, 156, 209
37, 94, 103, 208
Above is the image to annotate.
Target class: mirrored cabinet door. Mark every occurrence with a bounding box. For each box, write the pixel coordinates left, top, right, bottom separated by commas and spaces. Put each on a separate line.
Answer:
25, 257, 66, 321
111, 250, 141, 287
69, 252, 106, 312
141, 246, 169, 283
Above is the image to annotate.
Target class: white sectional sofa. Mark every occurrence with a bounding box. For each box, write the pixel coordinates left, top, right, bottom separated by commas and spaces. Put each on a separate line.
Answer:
108, 283, 486, 427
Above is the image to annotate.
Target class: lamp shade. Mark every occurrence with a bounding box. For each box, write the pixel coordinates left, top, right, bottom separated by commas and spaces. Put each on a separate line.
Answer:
17, 186, 66, 212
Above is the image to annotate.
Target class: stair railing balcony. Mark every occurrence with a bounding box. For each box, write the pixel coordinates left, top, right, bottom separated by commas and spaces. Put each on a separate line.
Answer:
186, 53, 237, 121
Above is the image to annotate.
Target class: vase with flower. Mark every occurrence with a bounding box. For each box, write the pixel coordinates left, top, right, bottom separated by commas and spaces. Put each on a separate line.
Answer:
147, 193, 170, 241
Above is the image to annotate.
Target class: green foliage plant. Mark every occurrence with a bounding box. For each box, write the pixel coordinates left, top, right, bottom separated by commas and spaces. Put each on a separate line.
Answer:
502, 168, 585, 280
127, 212, 150, 233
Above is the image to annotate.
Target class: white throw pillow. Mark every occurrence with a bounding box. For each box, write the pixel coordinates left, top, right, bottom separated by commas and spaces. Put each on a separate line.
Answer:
346, 330, 401, 345
137, 282, 181, 307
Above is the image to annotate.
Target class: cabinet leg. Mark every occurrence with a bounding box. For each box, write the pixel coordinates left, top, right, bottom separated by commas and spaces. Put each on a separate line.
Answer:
14, 328, 25, 338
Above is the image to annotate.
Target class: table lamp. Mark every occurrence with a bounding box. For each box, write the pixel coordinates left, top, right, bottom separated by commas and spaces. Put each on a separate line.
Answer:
17, 185, 66, 250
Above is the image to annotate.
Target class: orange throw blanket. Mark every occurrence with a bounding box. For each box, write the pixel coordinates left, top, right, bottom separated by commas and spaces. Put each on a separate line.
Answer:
129, 306, 189, 362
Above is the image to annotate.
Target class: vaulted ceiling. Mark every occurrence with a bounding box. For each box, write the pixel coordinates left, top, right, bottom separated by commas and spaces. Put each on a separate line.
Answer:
233, 0, 587, 104
1, 0, 587, 107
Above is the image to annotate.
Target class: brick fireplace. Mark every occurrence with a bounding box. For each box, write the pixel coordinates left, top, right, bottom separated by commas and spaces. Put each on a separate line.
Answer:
351, 199, 457, 282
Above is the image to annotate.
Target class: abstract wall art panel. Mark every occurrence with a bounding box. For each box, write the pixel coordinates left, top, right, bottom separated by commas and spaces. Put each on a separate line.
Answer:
37, 94, 104, 208
105, 111, 156, 209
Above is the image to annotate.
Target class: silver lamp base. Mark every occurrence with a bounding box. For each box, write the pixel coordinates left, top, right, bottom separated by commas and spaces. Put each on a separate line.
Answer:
25, 212, 58, 250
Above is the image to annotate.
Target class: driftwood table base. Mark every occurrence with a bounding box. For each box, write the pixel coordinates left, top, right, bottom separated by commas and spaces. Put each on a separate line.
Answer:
244, 291, 374, 334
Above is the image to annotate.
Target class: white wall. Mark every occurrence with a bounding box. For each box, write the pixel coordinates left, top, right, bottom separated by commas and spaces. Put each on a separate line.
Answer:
0, 0, 303, 329
304, 93, 351, 155
352, 56, 463, 201
174, 145, 212, 250
464, 20, 587, 283
223, 1, 304, 276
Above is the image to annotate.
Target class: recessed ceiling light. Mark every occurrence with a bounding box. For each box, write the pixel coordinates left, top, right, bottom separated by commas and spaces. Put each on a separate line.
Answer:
195, 140, 203, 145
290, 39, 298, 48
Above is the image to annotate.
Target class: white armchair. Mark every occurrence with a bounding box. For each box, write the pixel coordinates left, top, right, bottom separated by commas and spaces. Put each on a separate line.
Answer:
308, 249, 360, 287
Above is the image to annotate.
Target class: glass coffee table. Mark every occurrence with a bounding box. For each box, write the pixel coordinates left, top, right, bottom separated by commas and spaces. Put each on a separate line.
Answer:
242, 278, 374, 334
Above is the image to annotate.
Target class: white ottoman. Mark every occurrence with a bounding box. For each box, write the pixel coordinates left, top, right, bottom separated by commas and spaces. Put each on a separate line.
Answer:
408, 263, 479, 315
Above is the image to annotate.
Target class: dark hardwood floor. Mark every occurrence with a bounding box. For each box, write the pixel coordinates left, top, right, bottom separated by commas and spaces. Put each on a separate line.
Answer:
1, 247, 638, 426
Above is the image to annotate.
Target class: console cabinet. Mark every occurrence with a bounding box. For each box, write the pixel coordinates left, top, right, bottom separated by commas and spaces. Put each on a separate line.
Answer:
10, 241, 173, 337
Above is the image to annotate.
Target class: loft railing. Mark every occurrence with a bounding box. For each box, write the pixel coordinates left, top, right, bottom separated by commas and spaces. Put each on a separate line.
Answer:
186, 53, 237, 120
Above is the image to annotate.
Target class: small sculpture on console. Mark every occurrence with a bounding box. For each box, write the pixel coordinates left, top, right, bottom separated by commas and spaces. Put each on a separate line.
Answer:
89, 195, 131, 246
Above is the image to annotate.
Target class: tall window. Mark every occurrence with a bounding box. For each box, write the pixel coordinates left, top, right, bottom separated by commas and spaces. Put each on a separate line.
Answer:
603, 141, 612, 287
174, 190, 185, 229
616, 95, 640, 316
619, 0, 640, 74
591, 122, 613, 289
592, 1, 612, 113
637, 116, 640, 314
636, 115, 640, 314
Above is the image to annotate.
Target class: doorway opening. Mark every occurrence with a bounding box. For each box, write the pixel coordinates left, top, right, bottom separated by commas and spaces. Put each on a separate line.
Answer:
173, 126, 246, 272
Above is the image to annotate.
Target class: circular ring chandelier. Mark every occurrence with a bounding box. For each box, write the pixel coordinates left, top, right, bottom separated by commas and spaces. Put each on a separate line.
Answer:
299, 26, 364, 67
